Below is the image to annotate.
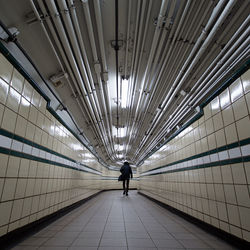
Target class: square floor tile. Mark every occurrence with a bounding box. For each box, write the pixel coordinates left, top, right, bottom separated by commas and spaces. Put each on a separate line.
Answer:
43, 237, 74, 246
153, 238, 184, 248
61, 226, 83, 232
102, 231, 126, 238
68, 247, 97, 250
146, 226, 167, 233
10, 246, 38, 250
127, 238, 156, 248
179, 239, 211, 248
33, 230, 57, 238
98, 247, 127, 250
38, 247, 68, 250
99, 238, 127, 247
128, 247, 157, 250
104, 225, 125, 232
171, 232, 198, 239
54, 231, 80, 238
126, 231, 150, 239
72, 238, 100, 247
6, 191, 241, 250
19, 237, 49, 246
77, 231, 102, 239
148, 232, 174, 239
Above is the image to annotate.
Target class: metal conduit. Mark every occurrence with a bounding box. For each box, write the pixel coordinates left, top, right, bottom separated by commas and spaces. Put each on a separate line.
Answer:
11, 0, 249, 165
136, 32, 250, 163
130, 0, 191, 155
133, 0, 247, 162
40, 0, 109, 160
135, 0, 236, 156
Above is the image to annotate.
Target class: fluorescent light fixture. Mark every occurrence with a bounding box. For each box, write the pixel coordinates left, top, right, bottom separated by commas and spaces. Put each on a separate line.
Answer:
84, 153, 94, 158
114, 144, 125, 150
112, 126, 117, 136
121, 79, 129, 108
71, 144, 83, 151
113, 127, 126, 138
120, 127, 126, 138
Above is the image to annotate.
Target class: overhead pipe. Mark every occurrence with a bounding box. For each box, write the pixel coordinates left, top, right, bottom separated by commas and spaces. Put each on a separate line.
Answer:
42, 0, 106, 151
133, 0, 238, 160
154, 34, 250, 153
136, 23, 249, 162
135, 0, 207, 143
146, 0, 190, 94
133, 0, 168, 116
37, 1, 95, 123
57, 0, 104, 119
123, 0, 132, 78
161, 0, 235, 109
93, 0, 114, 150
57, 0, 105, 133
67, 0, 95, 91
4, 2, 104, 162
142, 0, 219, 122
56, 1, 111, 147
115, 0, 119, 140
125, 0, 143, 129
81, 0, 113, 147
139, 49, 249, 162
125, 0, 148, 148
81, 0, 114, 159
149, 0, 213, 114
30, 0, 98, 145
126, 0, 168, 152
131, 0, 190, 151
128, 0, 189, 156
125, 0, 154, 156
135, 0, 246, 164
65, 0, 113, 155
124, 0, 143, 154
57, 0, 112, 155
192, 39, 250, 107
139, 0, 235, 149
129, 0, 187, 157
81, 0, 98, 62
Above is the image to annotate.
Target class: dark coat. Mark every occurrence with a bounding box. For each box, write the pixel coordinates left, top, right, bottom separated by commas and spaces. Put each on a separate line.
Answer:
120, 163, 133, 180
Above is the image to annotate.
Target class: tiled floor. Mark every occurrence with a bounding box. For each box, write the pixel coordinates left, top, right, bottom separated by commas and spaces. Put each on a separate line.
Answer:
11, 190, 237, 249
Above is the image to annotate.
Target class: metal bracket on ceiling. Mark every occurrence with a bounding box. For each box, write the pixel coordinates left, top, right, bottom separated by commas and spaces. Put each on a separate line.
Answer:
111, 40, 123, 50
0, 26, 19, 42
56, 103, 66, 111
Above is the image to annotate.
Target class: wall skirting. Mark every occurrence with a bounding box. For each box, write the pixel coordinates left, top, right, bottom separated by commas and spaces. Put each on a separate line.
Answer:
138, 191, 250, 250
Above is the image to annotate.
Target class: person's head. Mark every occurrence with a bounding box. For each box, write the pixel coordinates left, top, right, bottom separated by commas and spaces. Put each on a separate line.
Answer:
124, 161, 129, 165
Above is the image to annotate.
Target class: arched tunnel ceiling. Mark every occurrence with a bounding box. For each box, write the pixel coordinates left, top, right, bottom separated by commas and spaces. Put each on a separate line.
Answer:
0, 0, 249, 167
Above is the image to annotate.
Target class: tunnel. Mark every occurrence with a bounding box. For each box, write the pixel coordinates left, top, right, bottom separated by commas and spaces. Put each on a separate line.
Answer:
0, 0, 249, 249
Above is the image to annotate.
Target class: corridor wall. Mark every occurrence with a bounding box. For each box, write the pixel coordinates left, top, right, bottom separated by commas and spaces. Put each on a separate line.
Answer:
0, 52, 122, 237
138, 68, 250, 242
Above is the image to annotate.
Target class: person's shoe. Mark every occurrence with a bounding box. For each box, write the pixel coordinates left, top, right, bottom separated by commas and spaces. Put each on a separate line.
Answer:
123, 191, 125, 195
126, 192, 128, 196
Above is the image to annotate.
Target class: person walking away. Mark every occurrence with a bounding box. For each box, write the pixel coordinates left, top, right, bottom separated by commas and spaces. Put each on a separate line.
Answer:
120, 161, 133, 196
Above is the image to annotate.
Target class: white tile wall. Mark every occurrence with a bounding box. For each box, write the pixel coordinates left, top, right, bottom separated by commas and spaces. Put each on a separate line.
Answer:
138, 69, 250, 242
0, 52, 129, 237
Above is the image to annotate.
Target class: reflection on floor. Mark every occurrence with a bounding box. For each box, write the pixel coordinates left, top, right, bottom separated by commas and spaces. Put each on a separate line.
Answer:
11, 190, 237, 249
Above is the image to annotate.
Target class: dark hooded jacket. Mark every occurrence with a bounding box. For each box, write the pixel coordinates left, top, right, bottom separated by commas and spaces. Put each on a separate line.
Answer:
120, 162, 133, 180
